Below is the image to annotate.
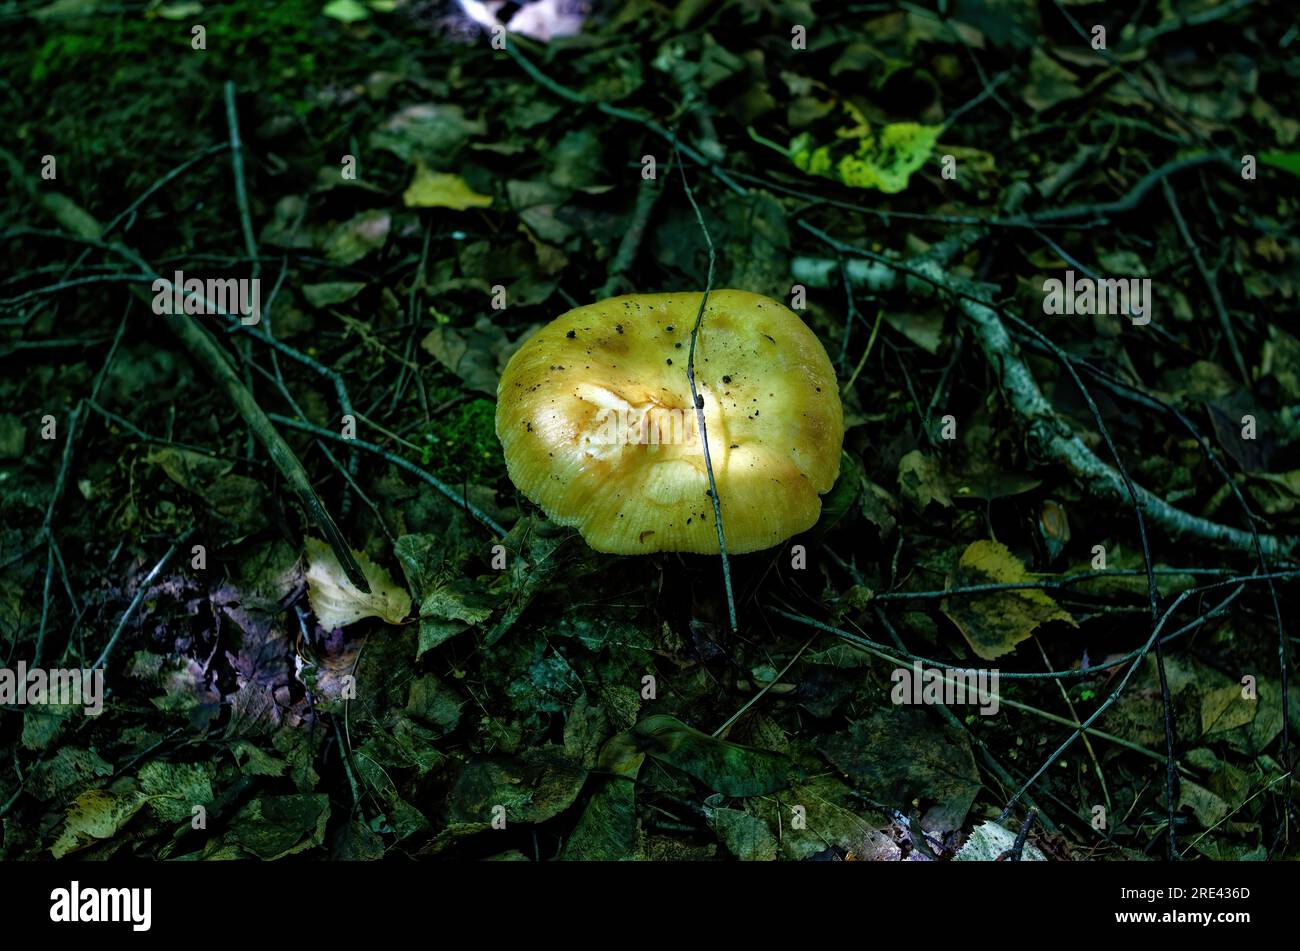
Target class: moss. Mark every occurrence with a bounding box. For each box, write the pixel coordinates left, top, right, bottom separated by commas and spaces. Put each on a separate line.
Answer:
1, 2, 417, 219
418, 398, 504, 486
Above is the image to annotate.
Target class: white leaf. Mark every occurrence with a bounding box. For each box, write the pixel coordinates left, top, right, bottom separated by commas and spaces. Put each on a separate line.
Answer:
304, 537, 412, 629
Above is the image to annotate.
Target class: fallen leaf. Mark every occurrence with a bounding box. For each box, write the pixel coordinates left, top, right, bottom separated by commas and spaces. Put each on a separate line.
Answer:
420, 317, 523, 395
403, 161, 492, 210
1020, 49, 1082, 112
632, 714, 791, 796
897, 449, 953, 511
302, 282, 366, 308
788, 112, 941, 194
942, 540, 1076, 660
712, 807, 778, 861
1201, 684, 1258, 736
226, 793, 330, 860
369, 103, 485, 163
953, 820, 1047, 861
304, 536, 412, 630
322, 0, 368, 22
322, 209, 390, 265
52, 787, 148, 858
817, 708, 980, 833
447, 750, 588, 826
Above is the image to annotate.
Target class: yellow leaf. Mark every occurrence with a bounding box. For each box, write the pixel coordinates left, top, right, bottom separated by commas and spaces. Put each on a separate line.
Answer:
52, 788, 148, 858
941, 540, 1076, 660
403, 162, 492, 210
787, 107, 941, 194
1200, 684, 1257, 736
304, 536, 412, 629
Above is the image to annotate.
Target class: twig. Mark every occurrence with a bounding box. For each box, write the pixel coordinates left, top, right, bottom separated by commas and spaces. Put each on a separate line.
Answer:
504, 40, 747, 198
1036, 636, 1112, 814
837, 257, 859, 370
1025, 153, 1233, 224
994, 578, 1250, 820
266, 413, 506, 538
713, 637, 814, 738
877, 566, 1247, 601
90, 539, 185, 671
1003, 809, 1038, 861
5, 231, 373, 592
772, 574, 1267, 681
597, 177, 661, 298
1051, 0, 1207, 145
771, 605, 1187, 764
223, 82, 259, 265
165, 306, 371, 592
1162, 177, 1248, 385
675, 146, 737, 633
792, 224, 1295, 558
34, 402, 81, 667
1133, 0, 1255, 44
841, 305, 884, 396
1006, 330, 1292, 831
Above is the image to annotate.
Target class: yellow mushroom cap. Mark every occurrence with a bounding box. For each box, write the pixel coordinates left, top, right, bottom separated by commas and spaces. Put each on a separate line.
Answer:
495, 290, 844, 554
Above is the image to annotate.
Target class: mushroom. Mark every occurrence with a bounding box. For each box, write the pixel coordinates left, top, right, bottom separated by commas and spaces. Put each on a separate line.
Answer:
495, 290, 844, 554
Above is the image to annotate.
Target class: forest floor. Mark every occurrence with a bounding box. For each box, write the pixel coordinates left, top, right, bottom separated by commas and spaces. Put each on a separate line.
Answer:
1, 0, 1298, 861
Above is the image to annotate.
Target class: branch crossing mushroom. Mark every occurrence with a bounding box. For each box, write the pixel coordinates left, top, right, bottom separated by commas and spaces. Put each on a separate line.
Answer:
496, 290, 844, 554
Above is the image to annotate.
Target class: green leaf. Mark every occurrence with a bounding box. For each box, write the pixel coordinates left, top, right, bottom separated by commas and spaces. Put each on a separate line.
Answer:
818, 708, 980, 833
1261, 151, 1300, 178
560, 732, 644, 861
448, 751, 588, 826
322, 209, 391, 266
403, 161, 492, 210
226, 794, 330, 860
632, 715, 792, 796
712, 807, 777, 861
813, 451, 863, 534
788, 106, 941, 194
51, 787, 148, 858
322, 0, 369, 23
302, 282, 366, 308
138, 761, 215, 823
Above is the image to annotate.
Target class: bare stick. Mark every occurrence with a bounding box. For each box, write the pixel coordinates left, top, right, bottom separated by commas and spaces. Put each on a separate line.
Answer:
223, 82, 259, 264
792, 226, 1296, 558
676, 150, 737, 633
1162, 178, 1248, 385
267, 413, 507, 538
91, 539, 184, 671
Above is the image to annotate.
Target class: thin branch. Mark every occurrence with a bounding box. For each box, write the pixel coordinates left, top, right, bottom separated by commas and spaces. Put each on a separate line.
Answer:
91, 538, 185, 671
223, 81, 259, 264
793, 224, 1295, 558
266, 413, 507, 538
1162, 177, 1248, 385
675, 147, 737, 633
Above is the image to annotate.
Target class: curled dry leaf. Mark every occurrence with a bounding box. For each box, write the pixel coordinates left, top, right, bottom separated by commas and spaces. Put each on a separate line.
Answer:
304, 536, 412, 630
